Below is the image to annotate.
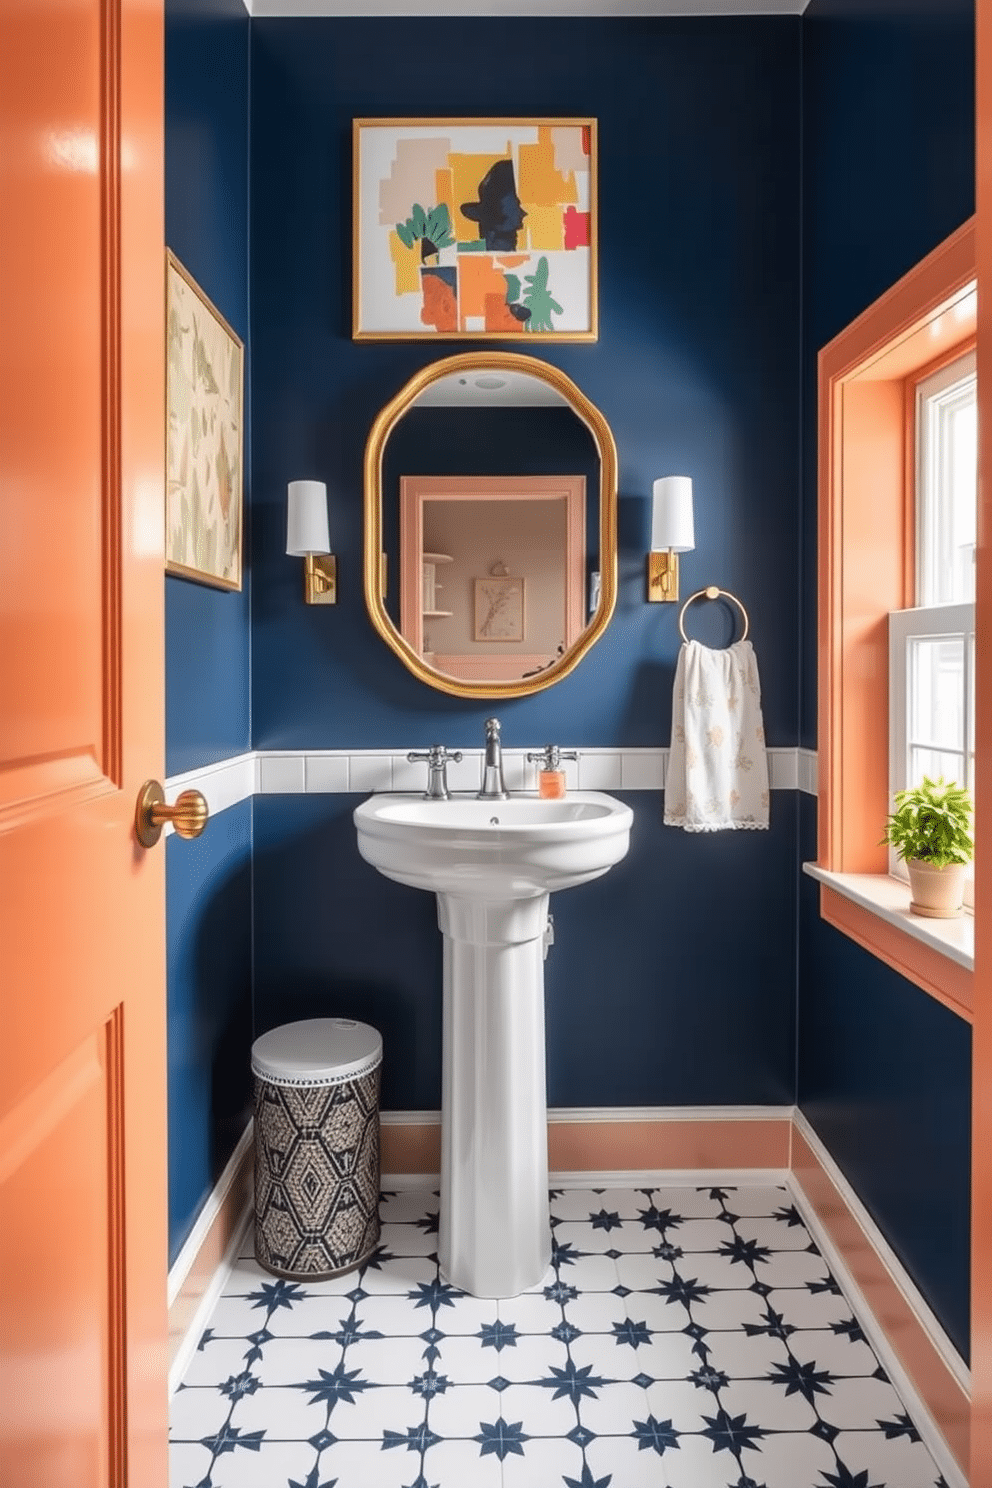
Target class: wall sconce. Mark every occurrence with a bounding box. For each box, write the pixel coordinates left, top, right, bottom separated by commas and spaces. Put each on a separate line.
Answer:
647, 475, 695, 602
287, 479, 336, 604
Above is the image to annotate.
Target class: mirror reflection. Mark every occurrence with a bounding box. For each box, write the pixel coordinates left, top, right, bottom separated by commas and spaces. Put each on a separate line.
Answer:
365, 353, 617, 698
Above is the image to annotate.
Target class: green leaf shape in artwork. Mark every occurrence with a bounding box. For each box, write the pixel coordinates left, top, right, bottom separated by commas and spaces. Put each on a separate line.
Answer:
504, 273, 522, 305
880, 774, 974, 867
395, 203, 454, 254
521, 257, 564, 333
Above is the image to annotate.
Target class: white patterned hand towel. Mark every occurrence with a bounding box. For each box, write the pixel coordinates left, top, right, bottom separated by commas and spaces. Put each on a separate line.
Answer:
664, 640, 769, 831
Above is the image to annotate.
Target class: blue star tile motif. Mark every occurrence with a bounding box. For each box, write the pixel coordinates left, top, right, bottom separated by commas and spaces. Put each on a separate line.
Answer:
553, 1240, 581, 1268
877, 1411, 921, 1441
636, 1203, 684, 1233
298, 1362, 376, 1409
604, 1249, 623, 1261
410, 1370, 449, 1399
567, 1424, 597, 1448
631, 1372, 655, 1390
808, 1275, 843, 1297
244, 1327, 273, 1364
322, 1321, 384, 1348
362, 1245, 398, 1271
732, 1478, 768, 1488
414, 1211, 440, 1235
219, 1369, 260, 1402
818, 1464, 885, 1488
487, 1375, 511, 1392
631, 1415, 681, 1454
689, 1363, 729, 1392
700, 1409, 769, 1453
478, 1319, 518, 1351
683, 1321, 709, 1342
544, 1279, 579, 1305
611, 1284, 632, 1299
772, 1203, 804, 1227
652, 1240, 684, 1261
744, 1307, 794, 1341
551, 1320, 582, 1344
246, 1279, 307, 1312
611, 1317, 651, 1350
590, 1209, 623, 1231
650, 1274, 713, 1309
563, 1463, 613, 1488
474, 1417, 529, 1460
289, 1470, 338, 1488
401, 1478, 440, 1488
345, 1286, 368, 1304
419, 1325, 445, 1365
766, 1357, 836, 1403
831, 1317, 866, 1344
199, 1423, 266, 1457
408, 1279, 460, 1311
872, 1364, 891, 1383
382, 1423, 442, 1454
196, 1328, 215, 1351
308, 1429, 338, 1452
720, 1235, 772, 1268
536, 1359, 608, 1403
810, 1419, 840, 1444
750, 1280, 773, 1297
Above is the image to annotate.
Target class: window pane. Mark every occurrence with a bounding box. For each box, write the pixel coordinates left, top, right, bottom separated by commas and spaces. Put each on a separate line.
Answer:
908, 635, 965, 751
909, 746, 966, 789
917, 354, 976, 606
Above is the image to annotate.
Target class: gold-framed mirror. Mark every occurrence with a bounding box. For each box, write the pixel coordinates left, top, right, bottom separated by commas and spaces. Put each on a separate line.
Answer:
363, 351, 618, 698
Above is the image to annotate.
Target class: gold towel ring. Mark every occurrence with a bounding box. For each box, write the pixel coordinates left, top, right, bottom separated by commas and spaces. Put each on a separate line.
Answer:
678, 585, 750, 645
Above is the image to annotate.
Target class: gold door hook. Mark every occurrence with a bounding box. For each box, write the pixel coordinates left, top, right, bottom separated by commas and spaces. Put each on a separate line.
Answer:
134, 780, 209, 849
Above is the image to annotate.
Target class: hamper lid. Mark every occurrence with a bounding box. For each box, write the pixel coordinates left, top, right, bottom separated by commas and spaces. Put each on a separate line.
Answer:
251, 1017, 382, 1087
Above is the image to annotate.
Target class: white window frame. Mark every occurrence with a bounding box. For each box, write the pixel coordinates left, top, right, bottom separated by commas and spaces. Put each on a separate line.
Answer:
888, 346, 976, 904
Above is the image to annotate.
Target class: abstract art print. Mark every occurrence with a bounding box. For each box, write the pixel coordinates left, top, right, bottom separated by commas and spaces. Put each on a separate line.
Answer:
165, 250, 244, 590
474, 575, 526, 642
353, 119, 597, 341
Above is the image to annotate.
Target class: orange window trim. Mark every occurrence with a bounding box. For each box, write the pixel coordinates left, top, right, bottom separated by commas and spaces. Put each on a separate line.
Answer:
817, 218, 976, 1013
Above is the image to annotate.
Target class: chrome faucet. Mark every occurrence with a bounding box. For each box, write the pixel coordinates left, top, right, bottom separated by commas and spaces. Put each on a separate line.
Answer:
477, 717, 509, 800
407, 744, 463, 800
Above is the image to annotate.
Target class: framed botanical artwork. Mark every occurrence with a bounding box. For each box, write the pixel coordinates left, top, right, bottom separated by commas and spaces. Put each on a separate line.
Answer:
165, 249, 244, 590
474, 575, 526, 643
353, 118, 597, 342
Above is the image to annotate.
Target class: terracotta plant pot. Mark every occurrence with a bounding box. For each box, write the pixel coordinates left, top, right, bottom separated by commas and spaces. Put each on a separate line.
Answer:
906, 859, 967, 919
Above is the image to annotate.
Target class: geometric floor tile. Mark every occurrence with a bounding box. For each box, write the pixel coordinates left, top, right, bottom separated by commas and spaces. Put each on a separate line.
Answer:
170, 1183, 950, 1488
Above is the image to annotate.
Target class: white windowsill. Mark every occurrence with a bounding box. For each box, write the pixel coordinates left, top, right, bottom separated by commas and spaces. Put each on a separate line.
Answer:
802, 864, 974, 972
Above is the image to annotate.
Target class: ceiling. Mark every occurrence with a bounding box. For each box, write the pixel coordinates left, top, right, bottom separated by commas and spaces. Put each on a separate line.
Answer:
246, 1, 809, 16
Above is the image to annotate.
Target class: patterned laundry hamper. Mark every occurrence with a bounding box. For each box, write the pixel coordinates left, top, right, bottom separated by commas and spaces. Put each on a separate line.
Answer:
251, 1018, 382, 1280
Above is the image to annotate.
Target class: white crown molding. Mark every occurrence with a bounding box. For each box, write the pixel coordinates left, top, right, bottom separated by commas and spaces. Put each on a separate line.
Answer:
245, 1, 809, 15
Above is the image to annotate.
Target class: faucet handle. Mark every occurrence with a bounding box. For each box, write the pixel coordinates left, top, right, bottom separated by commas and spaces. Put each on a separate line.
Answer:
407, 744, 464, 766
526, 745, 579, 771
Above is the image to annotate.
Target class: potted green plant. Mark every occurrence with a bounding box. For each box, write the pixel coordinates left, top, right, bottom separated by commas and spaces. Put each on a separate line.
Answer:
881, 775, 973, 919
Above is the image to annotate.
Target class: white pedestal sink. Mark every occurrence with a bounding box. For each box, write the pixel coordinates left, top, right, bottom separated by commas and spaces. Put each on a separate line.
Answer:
353, 791, 633, 1298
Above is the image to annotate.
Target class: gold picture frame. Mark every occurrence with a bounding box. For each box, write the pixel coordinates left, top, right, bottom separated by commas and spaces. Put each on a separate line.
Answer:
474, 576, 526, 643
353, 118, 597, 342
165, 249, 244, 590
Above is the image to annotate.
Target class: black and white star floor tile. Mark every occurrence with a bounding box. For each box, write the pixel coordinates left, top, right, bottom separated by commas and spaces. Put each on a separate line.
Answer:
170, 1184, 951, 1488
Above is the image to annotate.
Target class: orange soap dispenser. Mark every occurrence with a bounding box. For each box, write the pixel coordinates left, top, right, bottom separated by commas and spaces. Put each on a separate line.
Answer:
527, 745, 579, 799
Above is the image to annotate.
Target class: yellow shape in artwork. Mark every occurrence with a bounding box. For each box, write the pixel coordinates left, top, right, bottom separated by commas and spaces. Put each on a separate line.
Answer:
389, 229, 420, 296
448, 151, 511, 239
435, 167, 454, 223
521, 205, 564, 252
518, 126, 578, 208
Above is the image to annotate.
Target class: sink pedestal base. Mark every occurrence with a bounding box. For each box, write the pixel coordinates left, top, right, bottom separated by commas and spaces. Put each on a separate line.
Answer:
437, 893, 552, 1299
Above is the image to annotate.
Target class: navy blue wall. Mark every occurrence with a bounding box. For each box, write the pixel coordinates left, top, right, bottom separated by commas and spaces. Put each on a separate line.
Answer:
798, 0, 974, 1357
247, 16, 803, 1114
165, 0, 253, 1260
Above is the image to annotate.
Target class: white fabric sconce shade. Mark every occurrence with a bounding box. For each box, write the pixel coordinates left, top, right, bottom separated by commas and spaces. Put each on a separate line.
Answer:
648, 476, 694, 603
287, 479, 331, 556
651, 476, 695, 553
287, 479, 336, 604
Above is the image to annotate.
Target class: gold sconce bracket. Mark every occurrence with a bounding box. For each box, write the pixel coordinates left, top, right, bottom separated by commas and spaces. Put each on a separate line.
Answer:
305, 553, 337, 605
647, 550, 679, 603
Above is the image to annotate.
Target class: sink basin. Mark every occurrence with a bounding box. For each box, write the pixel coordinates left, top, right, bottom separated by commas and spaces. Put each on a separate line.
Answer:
354, 790, 633, 899
353, 788, 633, 1298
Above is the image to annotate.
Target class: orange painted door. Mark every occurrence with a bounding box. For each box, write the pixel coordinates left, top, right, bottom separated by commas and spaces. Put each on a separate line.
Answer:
0, 0, 167, 1484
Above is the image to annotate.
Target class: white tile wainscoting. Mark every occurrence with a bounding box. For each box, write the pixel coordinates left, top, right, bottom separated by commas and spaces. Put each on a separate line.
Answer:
164, 748, 818, 821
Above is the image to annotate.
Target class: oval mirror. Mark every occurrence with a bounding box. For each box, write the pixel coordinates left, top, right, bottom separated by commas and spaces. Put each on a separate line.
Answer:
363, 351, 617, 698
